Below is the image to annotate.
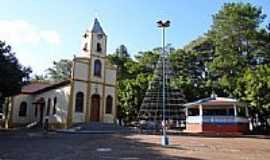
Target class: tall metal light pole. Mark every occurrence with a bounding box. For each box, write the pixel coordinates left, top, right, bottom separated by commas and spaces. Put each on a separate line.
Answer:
157, 20, 170, 146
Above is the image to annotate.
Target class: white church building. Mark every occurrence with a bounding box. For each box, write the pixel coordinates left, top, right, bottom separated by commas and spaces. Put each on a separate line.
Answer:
6, 18, 117, 129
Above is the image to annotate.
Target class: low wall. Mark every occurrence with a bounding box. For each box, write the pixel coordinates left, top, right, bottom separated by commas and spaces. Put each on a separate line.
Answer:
202, 123, 249, 133
186, 116, 250, 133
185, 123, 202, 133
185, 122, 249, 133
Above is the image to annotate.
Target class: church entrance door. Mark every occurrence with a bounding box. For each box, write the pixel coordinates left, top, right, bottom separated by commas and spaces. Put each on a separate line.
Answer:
91, 95, 100, 121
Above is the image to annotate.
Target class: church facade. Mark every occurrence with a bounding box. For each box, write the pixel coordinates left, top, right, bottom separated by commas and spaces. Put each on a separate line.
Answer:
6, 18, 117, 128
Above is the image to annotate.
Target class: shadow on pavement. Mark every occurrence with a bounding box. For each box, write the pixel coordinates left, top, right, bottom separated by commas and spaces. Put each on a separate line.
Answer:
117, 133, 205, 160
0, 129, 205, 160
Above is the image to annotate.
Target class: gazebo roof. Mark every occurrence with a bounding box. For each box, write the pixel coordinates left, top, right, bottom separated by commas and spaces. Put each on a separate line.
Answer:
184, 96, 246, 107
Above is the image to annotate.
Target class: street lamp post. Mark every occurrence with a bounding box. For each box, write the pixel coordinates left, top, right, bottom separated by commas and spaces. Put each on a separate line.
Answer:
157, 20, 170, 146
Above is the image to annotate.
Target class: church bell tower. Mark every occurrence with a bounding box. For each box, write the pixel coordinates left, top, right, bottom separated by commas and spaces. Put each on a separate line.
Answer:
81, 18, 107, 58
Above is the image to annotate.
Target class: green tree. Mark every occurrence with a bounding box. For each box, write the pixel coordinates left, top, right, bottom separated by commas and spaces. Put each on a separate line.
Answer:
31, 74, 48, 81
0, 41, 32, 108
108, 45, 133, 80
118, 74, 151, 122
115, 44, 129, 58
239, 65, 270, 129
241, 65, 270, 108
135, 48, 160, 74
108, 47, 159, 124
170, 37, 214, 101
171, 3, 270, 130
208, 2, 266, 95
199, 2, 270, 130
46, 59, 72, 81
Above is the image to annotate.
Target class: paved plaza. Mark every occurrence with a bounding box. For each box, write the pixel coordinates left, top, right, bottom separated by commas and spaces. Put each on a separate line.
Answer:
0, 130, 270, 160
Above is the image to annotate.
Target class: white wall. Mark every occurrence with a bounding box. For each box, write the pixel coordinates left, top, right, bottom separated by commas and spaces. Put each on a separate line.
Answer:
103, 86, 116, 123
80, 32, 91, 57
72, 81, 87, 123
74, 61, 89, 81
12, 85, 70, 126
90, 83, 103, 96
105, 69, 116, 85
35, 85, 70, 124
12, 94, 34, 124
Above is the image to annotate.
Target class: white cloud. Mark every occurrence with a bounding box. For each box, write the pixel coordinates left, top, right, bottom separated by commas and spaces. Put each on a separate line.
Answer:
0, 20, 61, 45
40, 31, 61, 45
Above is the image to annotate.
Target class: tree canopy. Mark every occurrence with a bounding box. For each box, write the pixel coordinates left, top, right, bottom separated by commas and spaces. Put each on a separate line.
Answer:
46, 59, 72, 81
0, 41, 32, 98
0, 41, 32, 112
108, 45, 159, 122
108, 3, 270, 130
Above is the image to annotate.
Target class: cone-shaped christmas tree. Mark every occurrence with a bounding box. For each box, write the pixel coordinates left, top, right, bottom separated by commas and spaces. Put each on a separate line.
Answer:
138, 52, 186, 128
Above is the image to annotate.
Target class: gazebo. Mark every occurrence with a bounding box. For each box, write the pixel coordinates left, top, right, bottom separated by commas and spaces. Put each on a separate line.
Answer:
184, 95, 250, 133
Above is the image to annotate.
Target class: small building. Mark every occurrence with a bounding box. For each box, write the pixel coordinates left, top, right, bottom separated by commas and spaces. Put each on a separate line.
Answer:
184, 96, 250, 133
4, 18, 117, 129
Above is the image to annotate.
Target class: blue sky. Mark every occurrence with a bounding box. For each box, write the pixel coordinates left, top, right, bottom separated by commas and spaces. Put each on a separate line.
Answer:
0, 0, 269, 74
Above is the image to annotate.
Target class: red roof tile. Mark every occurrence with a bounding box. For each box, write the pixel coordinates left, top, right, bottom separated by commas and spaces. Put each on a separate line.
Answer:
21, 83, 51, 94
21, 80, 70, 94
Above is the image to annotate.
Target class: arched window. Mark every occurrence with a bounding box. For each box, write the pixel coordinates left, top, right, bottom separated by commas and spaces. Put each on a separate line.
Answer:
83, 43, 88, 51
106, 95, 113, 114
19, 101, 27, 117
94, 59, 102, 77
97, 43, 102, 52
75, 92, 84, 112
53, 97, 57, 115
46, 98, 51, 116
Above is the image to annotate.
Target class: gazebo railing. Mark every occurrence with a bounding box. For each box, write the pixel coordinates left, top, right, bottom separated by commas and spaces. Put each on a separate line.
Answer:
187, 115, 249, 124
